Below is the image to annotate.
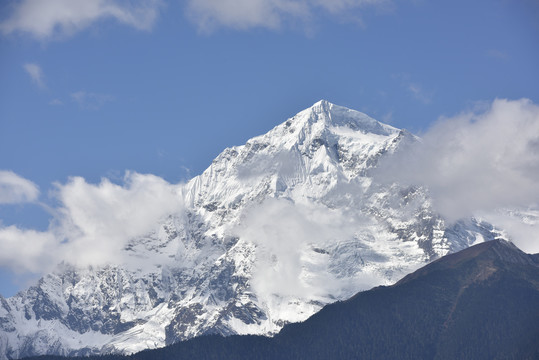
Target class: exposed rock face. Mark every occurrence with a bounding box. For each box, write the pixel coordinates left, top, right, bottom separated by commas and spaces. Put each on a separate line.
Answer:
65, 240, 537, 360
0, 101, 506, 359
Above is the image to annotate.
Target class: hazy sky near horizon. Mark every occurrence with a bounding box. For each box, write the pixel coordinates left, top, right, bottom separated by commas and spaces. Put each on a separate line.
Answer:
0, 0, 538, 296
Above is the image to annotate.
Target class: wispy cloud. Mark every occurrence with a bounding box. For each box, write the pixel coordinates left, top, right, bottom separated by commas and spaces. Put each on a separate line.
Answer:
0, 0, 162, 40
71, 90, 114, 110
0, 170, 40, 204
186, 0, 392, 32
23, 63, 45, 88
487, 49, 509, 61
393, 73, 433, 104
406, 82, 432, 104
381, 111, 393, 124
49, 98, 63, 106
0, 172, 184, 274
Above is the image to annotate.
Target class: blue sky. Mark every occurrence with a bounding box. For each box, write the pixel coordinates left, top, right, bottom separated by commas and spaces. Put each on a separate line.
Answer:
0, 0, 538, 296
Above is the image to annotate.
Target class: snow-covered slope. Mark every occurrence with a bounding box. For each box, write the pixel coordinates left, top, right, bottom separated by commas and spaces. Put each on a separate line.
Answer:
0, 101, 506, 359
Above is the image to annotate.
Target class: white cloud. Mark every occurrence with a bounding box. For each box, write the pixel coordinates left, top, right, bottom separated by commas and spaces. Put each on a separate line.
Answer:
71, 90, 114, 110
186, 0, 390, 31
479, 208, 539, 254
234, 198, 381, 301
23, 63, 45, 88
376, 98, 539, 223
0, 226, 57, 274
0, 0, 161, 40
55, 172, 184, 267
0, 171, 40, 204
0, 172, 184, 273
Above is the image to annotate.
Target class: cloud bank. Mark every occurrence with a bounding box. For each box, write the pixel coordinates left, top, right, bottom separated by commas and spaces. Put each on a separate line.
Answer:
0, 0, 161, 40
0, 172, 183, 274
0, 171, 40, 204
376, 98, 539, 252
186, 0, 391, 31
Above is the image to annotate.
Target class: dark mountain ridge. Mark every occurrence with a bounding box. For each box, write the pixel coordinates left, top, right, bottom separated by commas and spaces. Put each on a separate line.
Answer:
24, 239, 539, 360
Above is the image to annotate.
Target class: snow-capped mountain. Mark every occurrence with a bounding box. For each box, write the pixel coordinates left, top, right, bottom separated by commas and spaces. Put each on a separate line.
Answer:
0, 100, 506, 359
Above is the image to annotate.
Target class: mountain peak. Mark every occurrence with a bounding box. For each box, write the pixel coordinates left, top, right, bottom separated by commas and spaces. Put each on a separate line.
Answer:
1, 101, 507, 360
471, 239, 538, 266
437, 239, 537, 267
298, 100, 398, 136
309, 99, 332, 113
396, 240, 539, 286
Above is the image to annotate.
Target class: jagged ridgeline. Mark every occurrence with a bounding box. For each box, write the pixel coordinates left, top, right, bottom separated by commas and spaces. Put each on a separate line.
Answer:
0, 101, 506, 359
21, 240, 539, 360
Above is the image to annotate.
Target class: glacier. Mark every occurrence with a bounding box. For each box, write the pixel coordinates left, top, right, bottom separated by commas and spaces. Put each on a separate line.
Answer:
0, 100, 507, 359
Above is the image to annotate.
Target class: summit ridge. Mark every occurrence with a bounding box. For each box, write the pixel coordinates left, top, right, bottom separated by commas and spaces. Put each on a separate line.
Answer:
305, 100, 398, 135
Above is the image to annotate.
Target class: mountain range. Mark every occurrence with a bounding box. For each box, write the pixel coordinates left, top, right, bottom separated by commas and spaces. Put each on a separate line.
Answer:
0, 101, 508, 359
23, 239, 539, 360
